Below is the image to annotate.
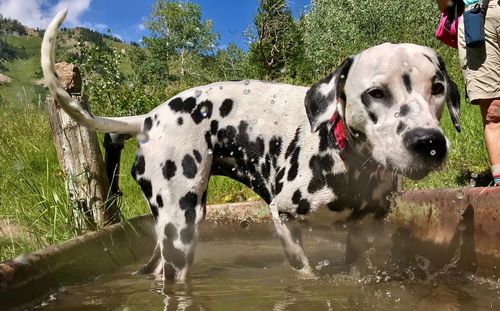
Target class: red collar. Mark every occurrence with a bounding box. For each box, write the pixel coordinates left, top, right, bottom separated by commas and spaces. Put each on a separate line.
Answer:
329, 111, 347, 152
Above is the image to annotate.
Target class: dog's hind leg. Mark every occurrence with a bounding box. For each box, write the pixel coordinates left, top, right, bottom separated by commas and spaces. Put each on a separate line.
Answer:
269, 202, 315, 278
155, 163, 211, 284
133, 142, 211, 283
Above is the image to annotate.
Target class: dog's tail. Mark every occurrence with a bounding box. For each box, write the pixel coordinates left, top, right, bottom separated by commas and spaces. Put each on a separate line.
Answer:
41, 9, 144, 135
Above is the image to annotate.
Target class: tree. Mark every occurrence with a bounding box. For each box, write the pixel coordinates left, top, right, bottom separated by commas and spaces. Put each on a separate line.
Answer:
143, 0, 219, 81
247, 0, 302, 80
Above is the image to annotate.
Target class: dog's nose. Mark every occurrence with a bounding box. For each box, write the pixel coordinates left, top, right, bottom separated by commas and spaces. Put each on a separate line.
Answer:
403, 128, 447, 163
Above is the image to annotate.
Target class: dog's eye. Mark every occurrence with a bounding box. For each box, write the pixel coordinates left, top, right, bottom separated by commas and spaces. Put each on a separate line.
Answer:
431, 83, 445, 96
367, 88, 385, 99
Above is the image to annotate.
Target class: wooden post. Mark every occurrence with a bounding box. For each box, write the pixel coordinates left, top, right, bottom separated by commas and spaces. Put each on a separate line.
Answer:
45, 62, 120, 229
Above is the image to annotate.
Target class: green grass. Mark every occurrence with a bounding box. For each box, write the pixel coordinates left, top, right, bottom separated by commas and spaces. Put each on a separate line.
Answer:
0, 35, 45, 107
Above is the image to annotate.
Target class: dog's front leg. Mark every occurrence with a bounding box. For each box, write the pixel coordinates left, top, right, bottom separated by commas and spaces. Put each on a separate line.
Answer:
269, 202, 315, 277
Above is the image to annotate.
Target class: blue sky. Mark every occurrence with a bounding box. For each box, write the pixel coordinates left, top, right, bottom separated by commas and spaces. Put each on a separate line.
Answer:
0, 0, 310, 49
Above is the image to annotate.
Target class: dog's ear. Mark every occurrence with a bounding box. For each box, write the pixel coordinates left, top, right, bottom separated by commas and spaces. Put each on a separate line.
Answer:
304, 57, 354, 132
438, 56, 461, 132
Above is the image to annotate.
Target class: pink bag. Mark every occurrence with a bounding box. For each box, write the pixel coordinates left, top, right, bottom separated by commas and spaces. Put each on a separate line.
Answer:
435, 8, 461, 48
435, 12, 460, 48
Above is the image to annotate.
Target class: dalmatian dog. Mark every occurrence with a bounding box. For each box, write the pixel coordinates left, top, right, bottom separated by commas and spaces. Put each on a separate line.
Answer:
42, 10, 460, 282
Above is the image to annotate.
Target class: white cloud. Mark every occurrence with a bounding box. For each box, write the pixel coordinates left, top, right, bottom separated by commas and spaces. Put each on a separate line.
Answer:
138, 23, 145, 31
0, 0, 91, 29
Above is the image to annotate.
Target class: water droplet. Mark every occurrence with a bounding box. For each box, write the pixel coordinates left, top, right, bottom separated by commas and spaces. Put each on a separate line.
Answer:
274, 121, 278, 125
232, 167, 236, 172
244, 80, 250, 85
219, 85, 224, 90
238, 146, 243, 151
230, 151, 234, 156
200, 105, 208, 117
403, 61, 409, 67
394, 112, 400, 118
430, 150, 436, 156
137, 132, 149, 144
315, 259, 330, 271
195, 89, 202, 97
271, 100, 275, 104
207, 149, 213, 155
456, 189, 465, 200
243, 89, 251, 95
340, 74, 346, 79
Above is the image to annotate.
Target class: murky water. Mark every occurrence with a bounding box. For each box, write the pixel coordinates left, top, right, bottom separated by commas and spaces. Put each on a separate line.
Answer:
37, 223, 500, 310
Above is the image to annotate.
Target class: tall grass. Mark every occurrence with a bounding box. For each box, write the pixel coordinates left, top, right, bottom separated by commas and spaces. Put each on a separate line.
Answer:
0, 104, 259, 261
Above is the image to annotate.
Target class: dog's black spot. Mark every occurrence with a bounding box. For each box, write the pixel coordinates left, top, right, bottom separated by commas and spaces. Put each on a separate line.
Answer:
144, 117, 153, 132
180, 226, 195, 244
169, 97, 184, 112
138, 178, 153, 199
169, 97, 196, 114
219, 99, 233, 117
179, 192, 197, 210
179, 192, 197, 225
368, 111, 378, 124
269, 136, 283, 167
205, 131, 213, 150
163, 160, 177, 180
226, 126, 237, 143
292, 190, 302, 204
275, 167, 286, 195
182, 155, 197, 179
191, 100, 213, 124
285, 128, 300, 159
193, 150, 202, 163
297, 199, 311, 215
261, 154, 271, 180
184, 97, 197, 113
396, 121, 407, 135
156, 194, 164, 208
135, 155, 145, 175
287, 147, 300, 181
400, 104, 410, 117
164, 223, 178, 240
318, 124, 333, 151
307, 154, 334, 194
402, 73, 412, 93
177, 117, 184, 125
210, 120, 219, 135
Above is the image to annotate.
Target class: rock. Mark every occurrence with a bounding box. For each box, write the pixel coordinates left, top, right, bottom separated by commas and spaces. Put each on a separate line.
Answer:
0, 74, 12, 84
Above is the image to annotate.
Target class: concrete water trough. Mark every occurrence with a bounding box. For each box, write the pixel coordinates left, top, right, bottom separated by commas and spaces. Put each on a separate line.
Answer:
1, 188, 500, 310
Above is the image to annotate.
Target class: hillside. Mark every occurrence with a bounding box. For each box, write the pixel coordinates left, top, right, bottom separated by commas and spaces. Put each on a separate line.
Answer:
0, 19, 133, 107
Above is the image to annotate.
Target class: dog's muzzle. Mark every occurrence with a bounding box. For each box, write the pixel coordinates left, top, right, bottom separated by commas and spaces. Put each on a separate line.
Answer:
402, 128, 447, 178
